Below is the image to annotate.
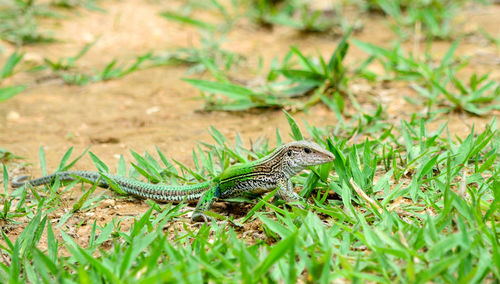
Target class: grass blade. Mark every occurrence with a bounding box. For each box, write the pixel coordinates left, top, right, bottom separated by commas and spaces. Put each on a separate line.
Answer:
160, 12, 216, 31
283, 110, 303, 140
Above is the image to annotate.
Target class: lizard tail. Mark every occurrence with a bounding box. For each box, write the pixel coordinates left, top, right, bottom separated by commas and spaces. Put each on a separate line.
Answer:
11, 171, 208, 203
11, 175, 30, 188
11, 171, 107, 188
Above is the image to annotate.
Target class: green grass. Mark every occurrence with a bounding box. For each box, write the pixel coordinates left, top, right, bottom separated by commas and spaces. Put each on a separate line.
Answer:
185, 30, 496, 114
247, 0, 355, 34
20, 31, 241, 87
184, 30, 354, 111
0, 0, 58, 45
0, 148, 23, 163
149, 30, 245, 78
479, 27, 500, 50
40, 40, 155, 86
353, 39, 500, 116
0, 0, 105, 45
0, 50, 25, 102
0, 113, 498, 282
361, 0, 473, 40
50, 0, 104, 11
161, 0, 355, 35
159, 0, 240, 34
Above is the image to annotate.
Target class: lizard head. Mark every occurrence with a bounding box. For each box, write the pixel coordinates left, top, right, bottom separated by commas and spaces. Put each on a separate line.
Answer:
281, 140, 335, 174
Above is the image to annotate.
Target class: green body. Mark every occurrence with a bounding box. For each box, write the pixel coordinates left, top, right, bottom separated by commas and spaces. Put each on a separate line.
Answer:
12, 141, 335, 222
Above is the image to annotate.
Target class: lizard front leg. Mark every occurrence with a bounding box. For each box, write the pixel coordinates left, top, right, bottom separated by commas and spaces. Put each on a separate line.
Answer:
191, 185, 219, 222
276, 178, 305, 208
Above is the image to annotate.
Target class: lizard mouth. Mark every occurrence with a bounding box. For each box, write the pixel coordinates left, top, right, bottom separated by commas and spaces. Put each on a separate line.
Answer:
325, 152, 335, 161
318, 154, 335, 164
307, 158, 334, 166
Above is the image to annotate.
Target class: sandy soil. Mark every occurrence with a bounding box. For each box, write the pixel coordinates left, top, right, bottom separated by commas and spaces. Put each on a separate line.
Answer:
0, 0, 499, 246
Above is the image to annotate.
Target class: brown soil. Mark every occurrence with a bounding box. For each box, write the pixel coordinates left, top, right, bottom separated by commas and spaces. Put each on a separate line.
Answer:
0, 0, 499, 247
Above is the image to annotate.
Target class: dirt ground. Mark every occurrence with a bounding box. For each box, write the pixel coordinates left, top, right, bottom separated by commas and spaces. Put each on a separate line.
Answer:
0, 0, 499, 245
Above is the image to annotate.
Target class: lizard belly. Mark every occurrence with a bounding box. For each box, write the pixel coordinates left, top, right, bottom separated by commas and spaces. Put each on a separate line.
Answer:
220, 177, 277, 198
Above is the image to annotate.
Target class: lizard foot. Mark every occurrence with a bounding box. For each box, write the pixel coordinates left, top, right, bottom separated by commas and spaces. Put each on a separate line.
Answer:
191, 212, 212, 223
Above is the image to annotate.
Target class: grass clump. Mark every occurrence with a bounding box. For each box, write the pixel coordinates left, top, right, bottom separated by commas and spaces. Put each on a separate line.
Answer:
37, 40, 155, 86
162, 0, 356, 35
362, 0, 473, 40
150, 31, 246, 78
0, 0, 58, 45
0, 0, 105, 45
184, 30, 353, 111
0, 50, 25, 102
247, 0, 355, 34
430, 70, 500, 115
353, 39, 500, 116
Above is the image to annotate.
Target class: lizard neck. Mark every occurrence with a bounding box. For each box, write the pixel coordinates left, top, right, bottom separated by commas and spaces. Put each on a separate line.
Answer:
253, 147, 302, 179
281, 163, 302, 179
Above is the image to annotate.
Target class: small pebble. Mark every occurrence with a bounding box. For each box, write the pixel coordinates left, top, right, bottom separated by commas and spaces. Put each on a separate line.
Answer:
98, 199, 116, 208
146, 106, 160, 115
6, 111, 20, 121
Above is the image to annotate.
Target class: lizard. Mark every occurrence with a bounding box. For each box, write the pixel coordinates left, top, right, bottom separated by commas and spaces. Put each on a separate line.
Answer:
11, 140, 335, 222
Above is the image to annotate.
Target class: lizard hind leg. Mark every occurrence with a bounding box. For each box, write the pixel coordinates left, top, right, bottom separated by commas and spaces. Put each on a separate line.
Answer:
191, 185, 220, 222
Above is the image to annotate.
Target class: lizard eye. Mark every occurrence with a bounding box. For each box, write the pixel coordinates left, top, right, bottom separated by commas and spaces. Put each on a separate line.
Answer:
304, 148, 311, 154
287, 150, 293, 157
